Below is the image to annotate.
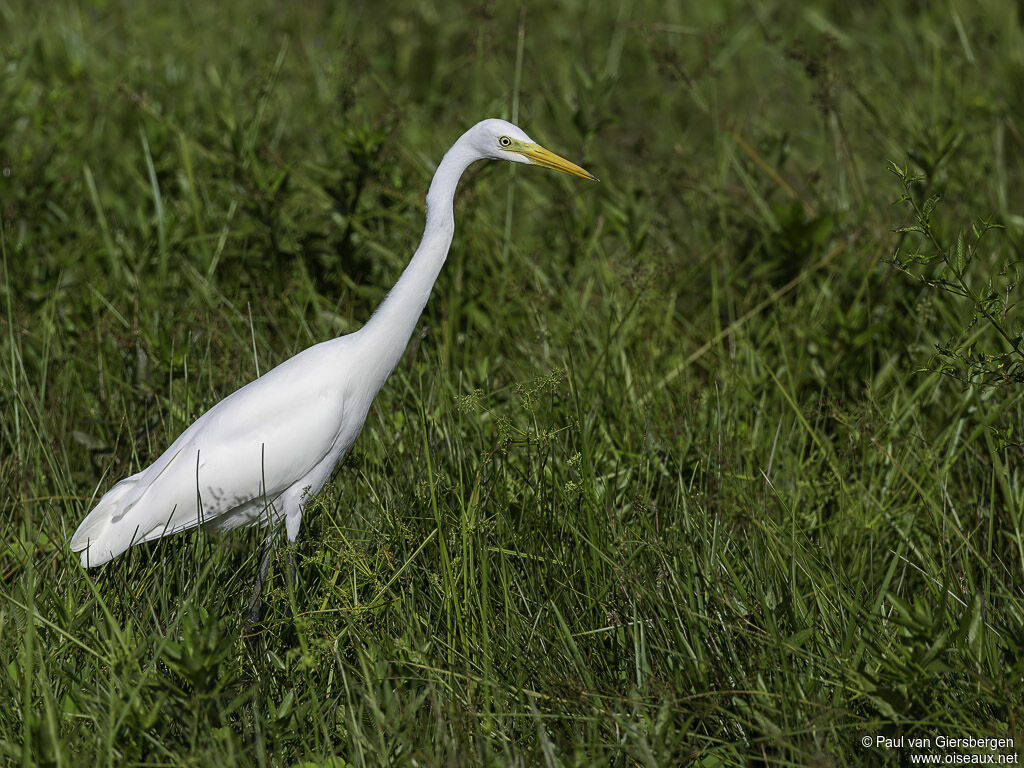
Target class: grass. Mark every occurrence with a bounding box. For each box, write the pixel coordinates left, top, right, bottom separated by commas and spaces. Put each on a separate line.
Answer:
2, 0, 1023, 764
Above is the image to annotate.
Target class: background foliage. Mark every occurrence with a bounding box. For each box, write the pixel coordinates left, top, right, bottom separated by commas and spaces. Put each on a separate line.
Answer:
2, 0, 1023, 765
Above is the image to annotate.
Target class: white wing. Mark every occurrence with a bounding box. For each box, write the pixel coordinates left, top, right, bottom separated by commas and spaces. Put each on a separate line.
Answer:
71, 339, 357, 566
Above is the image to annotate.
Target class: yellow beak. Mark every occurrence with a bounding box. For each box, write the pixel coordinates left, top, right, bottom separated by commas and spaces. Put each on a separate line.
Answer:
517, 143, 599, 182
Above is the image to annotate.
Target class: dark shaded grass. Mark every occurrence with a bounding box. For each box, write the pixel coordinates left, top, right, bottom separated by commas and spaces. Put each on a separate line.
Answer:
2, 0, 1023, 765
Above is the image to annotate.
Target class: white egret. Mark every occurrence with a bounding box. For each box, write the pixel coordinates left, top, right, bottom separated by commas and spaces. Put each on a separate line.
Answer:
70, 118, 596, 615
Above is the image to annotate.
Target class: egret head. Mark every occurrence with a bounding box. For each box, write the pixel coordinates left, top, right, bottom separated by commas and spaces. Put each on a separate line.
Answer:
468, 118, 598, 181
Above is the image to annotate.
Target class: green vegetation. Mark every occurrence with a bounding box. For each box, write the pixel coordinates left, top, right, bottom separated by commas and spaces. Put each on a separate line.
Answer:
2, 0, 1023, 764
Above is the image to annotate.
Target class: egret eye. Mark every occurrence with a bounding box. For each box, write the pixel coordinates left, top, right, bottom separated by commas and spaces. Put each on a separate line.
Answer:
498, 136, 512, 148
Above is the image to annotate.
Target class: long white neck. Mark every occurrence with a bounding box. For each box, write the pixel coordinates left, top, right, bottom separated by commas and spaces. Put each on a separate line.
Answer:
358, 137, 479, 379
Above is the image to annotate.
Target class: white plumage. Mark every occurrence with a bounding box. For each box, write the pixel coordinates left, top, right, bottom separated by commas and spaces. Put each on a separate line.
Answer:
70, 118, 596, 569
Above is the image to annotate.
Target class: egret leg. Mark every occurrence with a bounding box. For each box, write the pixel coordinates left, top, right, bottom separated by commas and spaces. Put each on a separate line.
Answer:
246, 541, 274, 624
282, 550, 299, 625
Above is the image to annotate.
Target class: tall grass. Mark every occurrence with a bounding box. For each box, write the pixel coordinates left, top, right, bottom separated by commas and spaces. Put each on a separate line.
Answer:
1, 0, 1023, 765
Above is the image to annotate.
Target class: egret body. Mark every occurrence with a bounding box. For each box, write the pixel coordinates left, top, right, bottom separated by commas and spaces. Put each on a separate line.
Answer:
70, 119, 596, 576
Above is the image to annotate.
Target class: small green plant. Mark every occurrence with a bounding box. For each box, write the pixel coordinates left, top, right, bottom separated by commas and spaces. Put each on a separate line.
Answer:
889, 160, 1023, 386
